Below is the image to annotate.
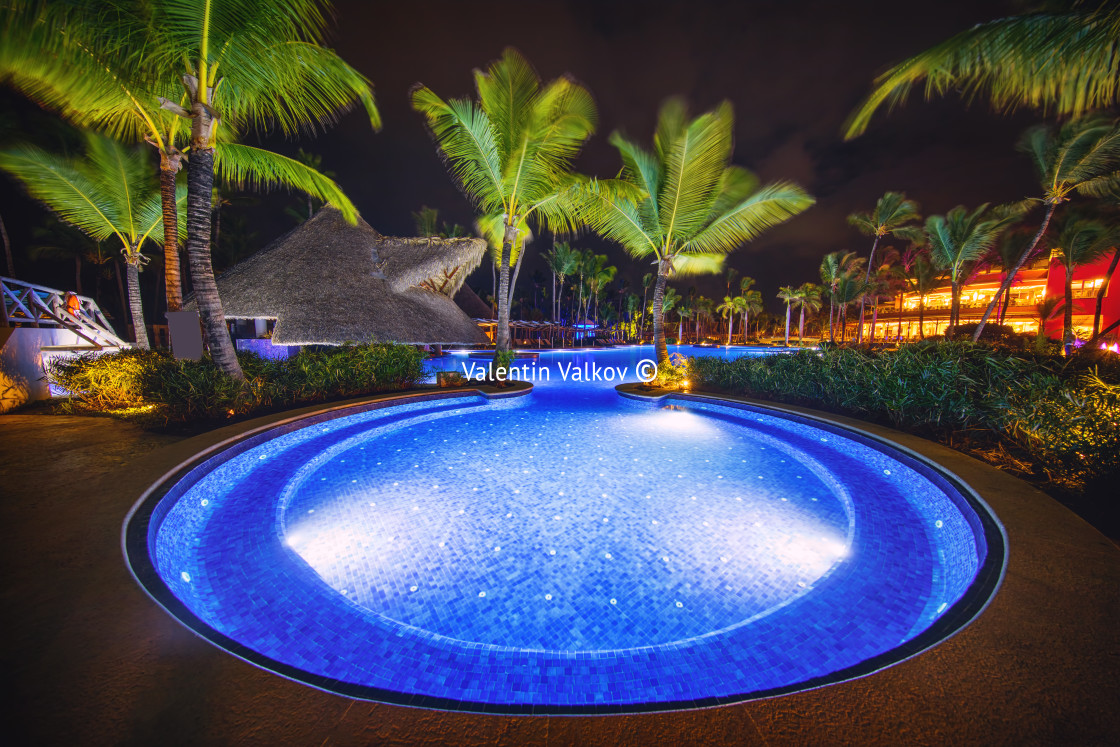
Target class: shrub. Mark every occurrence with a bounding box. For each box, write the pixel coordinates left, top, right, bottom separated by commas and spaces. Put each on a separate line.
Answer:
688, 341, 1120, 486
48, 348, 167, 409
47, 343, 427, 424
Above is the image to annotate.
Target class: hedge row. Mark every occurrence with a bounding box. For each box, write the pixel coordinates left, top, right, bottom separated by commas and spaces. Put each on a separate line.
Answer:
47, 343, 427, 424
688, 342, 1120, 484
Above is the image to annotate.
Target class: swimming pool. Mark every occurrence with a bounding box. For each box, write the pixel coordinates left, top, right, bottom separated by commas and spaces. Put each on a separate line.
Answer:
125, 346, 1004, 713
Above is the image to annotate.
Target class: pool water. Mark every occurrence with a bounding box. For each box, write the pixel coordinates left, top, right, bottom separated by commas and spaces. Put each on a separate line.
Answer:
133, 346, 1002, 712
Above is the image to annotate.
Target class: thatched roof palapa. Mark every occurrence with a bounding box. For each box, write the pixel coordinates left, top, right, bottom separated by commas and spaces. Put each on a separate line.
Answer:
197, 207, 489, 345
453, 284, 493, 319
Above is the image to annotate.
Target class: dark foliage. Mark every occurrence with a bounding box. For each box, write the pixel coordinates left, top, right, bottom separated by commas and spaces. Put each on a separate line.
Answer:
689, 342, 1119, 486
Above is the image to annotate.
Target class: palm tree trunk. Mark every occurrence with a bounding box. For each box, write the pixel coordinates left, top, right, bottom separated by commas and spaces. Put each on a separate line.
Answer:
997, 281, 1013, 325
508, 243, 525, 320
491, 261, 497, 315
1092, 249, 1119, 338
973, 204, 1056, 341
857, 235, 881, 343
124, 252, 150, 350
869, 297, 879, 342
159, 149, 184, 312
784, 304, 791, 346
1088, 317, 1120, 346
798, 306, 806, 343
919, 294, 926, 339
651, 258, 672, 364
726, 314, 734, 345
185, 123, 244, 380
1064, 261, 1075, 355
828, 298, 835, 342
896, 292, 903, 342
0, 212, 13, 278
840, 306, 847, 343
496, 222, 515, 352
950, 280, 961, 330
551, 271, 557, 323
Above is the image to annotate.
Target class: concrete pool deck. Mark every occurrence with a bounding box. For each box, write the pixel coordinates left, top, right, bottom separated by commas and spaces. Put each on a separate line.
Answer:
2, 390, 1119, 745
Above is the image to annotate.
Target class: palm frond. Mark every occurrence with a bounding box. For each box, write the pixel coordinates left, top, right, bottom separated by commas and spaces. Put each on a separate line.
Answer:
659, 101, 733, 245
683, 181, 815, 255
84, 133, 154, 240
215, 41, 379, 137
569, 178, 659, 257
503, 76, 595, 211
412, 87, 506, 215
653, 97, 688, 165
609, 131, 661, 200
213, 142, 359, 223
844, 7, 1120, 139
474, 48, 539, 164
706, 166, 760, 222
670, 253, 725, 276
0, 142, 122, 244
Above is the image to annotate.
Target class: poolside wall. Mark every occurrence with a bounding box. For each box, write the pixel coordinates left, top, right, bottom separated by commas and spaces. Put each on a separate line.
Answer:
0, 327, 86, 413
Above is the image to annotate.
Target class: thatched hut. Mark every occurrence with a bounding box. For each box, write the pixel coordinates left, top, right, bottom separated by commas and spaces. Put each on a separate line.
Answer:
200, 207, 489, 345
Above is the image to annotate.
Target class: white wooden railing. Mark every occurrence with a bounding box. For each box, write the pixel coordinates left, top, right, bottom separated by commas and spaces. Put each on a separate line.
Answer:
1, 276, 130, 350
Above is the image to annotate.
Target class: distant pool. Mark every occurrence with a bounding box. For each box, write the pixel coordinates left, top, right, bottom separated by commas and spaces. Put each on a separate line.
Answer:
126, 346, 1004, 713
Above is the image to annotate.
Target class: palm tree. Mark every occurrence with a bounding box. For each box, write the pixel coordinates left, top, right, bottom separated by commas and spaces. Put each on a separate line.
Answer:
413, 48, 596, 353
716, 295, 742, 345
844, 4, 1120, 139
570, 98, 813, 364
1034, 296, 1065, 349
583, 254, 616, 322
847, 191, 922, 342
792, 282, 822, 344
926, 204, 1007, 330
545, 241, 580, 325
624, 292, 643, 341
993, 228, 1034, 325
0, 134, 185, 348
693, 295, 713, 342
2, 0, 378, 379
1050, 215, 1120, 353
776, 285, 797, 346
972, 116, 1120, 340
864, 260, 899, 343
833, 272, 868, 343
740, 289, 763, 342
674, 304, 692, 343
819, 251, 863, 342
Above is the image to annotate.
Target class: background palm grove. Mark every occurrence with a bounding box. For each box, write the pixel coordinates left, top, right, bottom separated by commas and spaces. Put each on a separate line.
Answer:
0, 0, 1068, 326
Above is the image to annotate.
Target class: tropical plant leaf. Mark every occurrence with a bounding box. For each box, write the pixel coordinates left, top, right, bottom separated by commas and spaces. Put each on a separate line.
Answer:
684, 181, 815, 255
844, 6, 1120, 139
412, 87, 506, 215
213, 142, 358, 223
658, 101, 733, 244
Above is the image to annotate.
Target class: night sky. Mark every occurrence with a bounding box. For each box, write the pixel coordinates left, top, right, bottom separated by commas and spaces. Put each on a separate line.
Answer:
2, 0, 1046, 316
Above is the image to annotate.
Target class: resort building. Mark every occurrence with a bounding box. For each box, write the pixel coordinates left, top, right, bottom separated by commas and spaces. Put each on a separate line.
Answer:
866, 253, 1118, 342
